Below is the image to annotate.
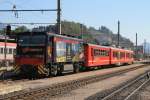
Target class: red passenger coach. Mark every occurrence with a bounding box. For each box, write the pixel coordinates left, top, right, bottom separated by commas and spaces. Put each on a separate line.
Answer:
124, 50, 134, 64
110, 48, 125, 65
84, 44, 111, 67
110, 48, 134, 65
84, 43, 134, 68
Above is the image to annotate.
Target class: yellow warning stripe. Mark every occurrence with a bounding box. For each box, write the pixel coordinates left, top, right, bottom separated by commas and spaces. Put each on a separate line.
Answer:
15, 69, 20, 73
38, 65, 45, 74
13, 65, 20, 73
38, 65, 43, 74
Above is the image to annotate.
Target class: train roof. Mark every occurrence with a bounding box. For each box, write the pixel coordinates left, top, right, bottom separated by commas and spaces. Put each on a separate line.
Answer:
0, 42, 16, 47
86, 43, 133, 52
47, 32, 83, 41
17, 32, 83, 42
111, 47, 133, 53
86, 43, 111, 49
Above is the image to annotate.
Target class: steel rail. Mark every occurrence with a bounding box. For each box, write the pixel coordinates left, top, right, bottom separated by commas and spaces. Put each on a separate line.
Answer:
101, 72, 149, 100
124, 78, 150, 100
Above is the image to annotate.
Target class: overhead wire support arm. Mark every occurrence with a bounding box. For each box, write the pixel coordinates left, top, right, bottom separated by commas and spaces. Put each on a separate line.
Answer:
0, 9, 57, 12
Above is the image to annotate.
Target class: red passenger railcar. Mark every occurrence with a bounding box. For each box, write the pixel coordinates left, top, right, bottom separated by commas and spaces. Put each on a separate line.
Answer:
110, 48, 126, 65
84, 44, 111, 67
84, 44, 134, 68
124, 50, 134, 64
110, 48, 134, 65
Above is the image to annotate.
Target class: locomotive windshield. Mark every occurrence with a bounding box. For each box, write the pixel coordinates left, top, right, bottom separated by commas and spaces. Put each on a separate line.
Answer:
17, 35, 46, 57
18, 35, 46, 46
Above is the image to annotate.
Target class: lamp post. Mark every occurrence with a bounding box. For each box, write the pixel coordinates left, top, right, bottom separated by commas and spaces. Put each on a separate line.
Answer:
135, 33, 138, 60
80, 24, 83, 39
117, 20, 120, 48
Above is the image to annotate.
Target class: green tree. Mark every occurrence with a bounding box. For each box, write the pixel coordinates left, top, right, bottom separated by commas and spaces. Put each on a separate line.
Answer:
14, 26, 29, 33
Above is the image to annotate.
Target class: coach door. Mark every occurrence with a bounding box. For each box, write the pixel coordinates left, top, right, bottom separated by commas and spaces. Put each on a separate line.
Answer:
66, 43, 72, 62
117, 52, 121, 60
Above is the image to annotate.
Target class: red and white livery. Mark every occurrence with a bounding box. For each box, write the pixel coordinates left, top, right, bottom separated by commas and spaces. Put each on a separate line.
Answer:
0, 42, 16, 66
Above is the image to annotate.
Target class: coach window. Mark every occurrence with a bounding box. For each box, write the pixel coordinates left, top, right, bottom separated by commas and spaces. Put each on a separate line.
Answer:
99, 50, 101, 56
4, 48, 8, 54
103, 50, 106, 56
106, 51, 109, 56
103, 50, 105, 56
105, 51, 107, 56
105, 50, 108, 56
13, 49, 16, 55
9, 48, 12, 54
104, 50, 106, 56
102, 50, 104, 56
101, 50, 103, 56
98, 50, 100, 56
0, 48, 3, 54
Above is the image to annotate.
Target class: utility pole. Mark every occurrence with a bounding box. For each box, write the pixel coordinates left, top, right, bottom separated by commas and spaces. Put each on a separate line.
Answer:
4, 29, 7, 67
5, 25, 11, 67
80, 24, 83, 39
144, 39, 146, 59
117, 20, 120, 48
57, 0, 61, 35
135, 33, 138, 60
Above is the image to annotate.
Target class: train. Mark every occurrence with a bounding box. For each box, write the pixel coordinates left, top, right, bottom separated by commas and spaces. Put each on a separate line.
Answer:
0, 42, 16, 66
14, 32, 134, 77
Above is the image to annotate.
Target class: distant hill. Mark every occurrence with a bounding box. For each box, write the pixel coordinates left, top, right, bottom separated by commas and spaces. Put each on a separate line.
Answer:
88, 26, 134, 49
16, 20, 134, 49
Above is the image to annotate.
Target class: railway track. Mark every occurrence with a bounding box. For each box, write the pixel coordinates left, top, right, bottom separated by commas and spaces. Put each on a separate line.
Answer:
100, 72, 150, 100
0, 64, 149, 100
128, 75, 150, 100
86, 71, 150, 100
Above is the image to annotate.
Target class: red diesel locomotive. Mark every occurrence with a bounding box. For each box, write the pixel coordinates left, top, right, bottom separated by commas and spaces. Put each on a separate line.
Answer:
14, 32, 134, 77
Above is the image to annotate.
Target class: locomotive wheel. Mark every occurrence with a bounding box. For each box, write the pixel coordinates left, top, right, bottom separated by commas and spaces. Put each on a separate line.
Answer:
57, 64, 64, 76
73, 63, 80, 73
50, 65, 58, 76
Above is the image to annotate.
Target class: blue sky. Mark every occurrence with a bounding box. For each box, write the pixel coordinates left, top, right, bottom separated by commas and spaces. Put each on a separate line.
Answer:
0, 0, 150, 45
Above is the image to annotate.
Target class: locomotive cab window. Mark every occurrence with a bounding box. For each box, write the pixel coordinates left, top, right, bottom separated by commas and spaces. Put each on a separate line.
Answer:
18, 35, 46, 46
17, 35, 46, 57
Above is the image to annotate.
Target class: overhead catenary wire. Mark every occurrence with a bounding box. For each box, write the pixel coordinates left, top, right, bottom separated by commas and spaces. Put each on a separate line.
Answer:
0, 9, 57, 12
1, 22, 56, 25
